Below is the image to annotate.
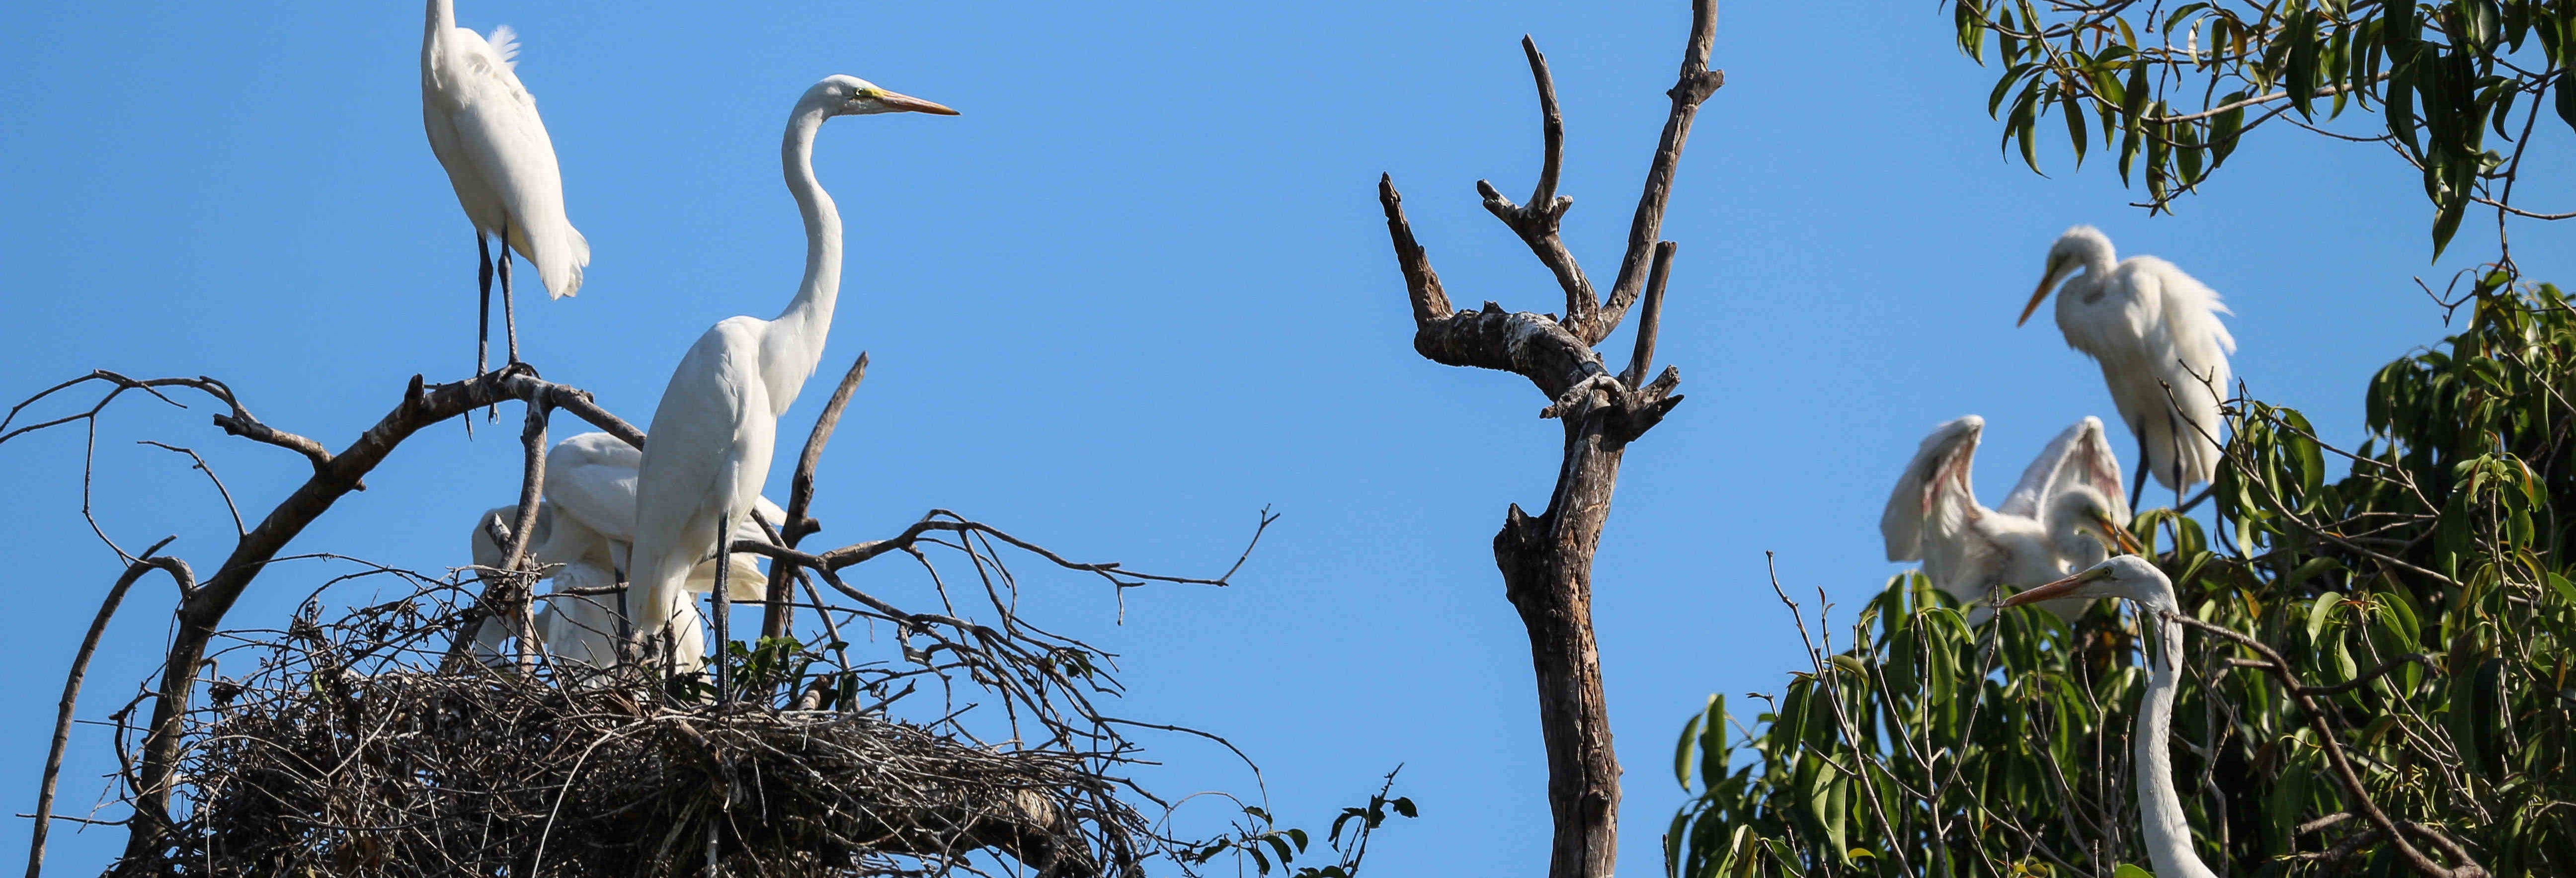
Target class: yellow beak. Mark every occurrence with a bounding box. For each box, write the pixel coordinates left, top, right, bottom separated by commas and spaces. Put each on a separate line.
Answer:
2092, 512, 2144, 556
2000, 565, 2110, 608
877, 89, 961, 116
2017, 269, 2059, 327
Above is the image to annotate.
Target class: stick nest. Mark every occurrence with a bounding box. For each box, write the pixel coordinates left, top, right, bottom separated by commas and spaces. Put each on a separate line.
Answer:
152, 592, 1152, 878
175, 669, 1143, 878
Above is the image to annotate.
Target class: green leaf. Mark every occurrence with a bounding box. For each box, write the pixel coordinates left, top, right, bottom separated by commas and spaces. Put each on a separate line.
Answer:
2549, 572, 2576, 606
2114, 865, 2156, 878
1675, 706, 1706, 790
2560, 72, 2576, 135
2119, 58, 2150, 182
2061, 86, 2089, 167
2307, 591, 2342, 643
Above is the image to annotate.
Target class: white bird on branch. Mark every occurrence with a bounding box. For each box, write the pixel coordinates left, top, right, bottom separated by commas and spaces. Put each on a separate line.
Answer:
468, 432, 781, 672
1881, 415, 2142, 623
1999, 556, 2220, 878
2020, 226, 2236, 508
627, 77, 956, 672
422, 0, 589, 375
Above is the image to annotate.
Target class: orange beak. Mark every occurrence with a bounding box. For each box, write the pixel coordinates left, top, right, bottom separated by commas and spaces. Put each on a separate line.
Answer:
2105, 522, 2144, 556
1999, 564, 2110, 608
2016, 270, 2059, 327
877, 90, 961, 116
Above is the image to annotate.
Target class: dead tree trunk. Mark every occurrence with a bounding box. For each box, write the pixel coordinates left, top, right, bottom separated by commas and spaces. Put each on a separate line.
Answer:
1375, 3, 1719, 878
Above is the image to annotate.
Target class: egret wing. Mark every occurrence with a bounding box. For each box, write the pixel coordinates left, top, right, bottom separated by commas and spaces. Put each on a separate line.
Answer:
446, 26, 586, 298
544, 432, 644, 545
2136, 257, 2235, 488
1882, 416, 1985, 561
630, 319, 768, 637
1999, 416, 2128, 518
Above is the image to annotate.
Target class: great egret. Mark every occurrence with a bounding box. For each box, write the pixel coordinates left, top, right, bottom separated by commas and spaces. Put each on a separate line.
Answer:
422, 0, 590, 375
627, 74, 958, 666
1882, 415, 2142, 622
2020, 227, 2236, 507
2000, 556, 2220, 878
468, 432, 781, 673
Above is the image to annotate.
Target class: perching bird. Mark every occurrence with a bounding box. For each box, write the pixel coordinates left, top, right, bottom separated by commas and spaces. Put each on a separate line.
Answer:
2020, 227, 2236, 508
627, 76, 958, 668
422, 0, 589, 376
468, 432, 782, 673
1999, 556, 2220, 878
1882, 415, 2142, 623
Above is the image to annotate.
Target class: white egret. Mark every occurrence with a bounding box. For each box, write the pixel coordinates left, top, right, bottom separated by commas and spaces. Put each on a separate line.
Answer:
629, 76, 955, 669
467, 433, 781, 673
2000, 556, 2219, 878
2021, 226, 2236, 507
423, 0, 590, 374
1882, 415, 2142, 622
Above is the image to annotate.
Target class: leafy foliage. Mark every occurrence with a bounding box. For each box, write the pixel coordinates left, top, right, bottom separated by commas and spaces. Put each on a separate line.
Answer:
1948, 0, 2576, 253
1670, 285, 2576, 877
1177, 770, 1419, 878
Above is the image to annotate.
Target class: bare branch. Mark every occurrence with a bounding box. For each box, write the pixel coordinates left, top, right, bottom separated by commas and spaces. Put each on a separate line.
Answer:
764, 353, 869, 640
30, 538, 184, 878
1377, 174, 1454, 327
1593, 0, 1723, 344
1618, 241, 1676, 389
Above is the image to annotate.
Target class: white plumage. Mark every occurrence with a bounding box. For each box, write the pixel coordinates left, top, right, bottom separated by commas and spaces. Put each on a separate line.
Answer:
2020, 226, 2236, 503
1881, 415, 2140, 622
626, 73, 959, 668
423, 0, 589, 369
468, 432, 782, 674
2000, 557, 2219, 878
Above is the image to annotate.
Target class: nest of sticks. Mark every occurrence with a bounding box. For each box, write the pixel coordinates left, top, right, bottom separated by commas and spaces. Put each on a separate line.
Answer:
161, 587, 1151, 878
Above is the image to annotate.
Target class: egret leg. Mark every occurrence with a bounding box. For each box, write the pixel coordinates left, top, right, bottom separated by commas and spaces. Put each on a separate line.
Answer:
498, 218, 521, 365
476, 234, 494, 378
710, 508, 733, 704
2130, 430, 2151, 513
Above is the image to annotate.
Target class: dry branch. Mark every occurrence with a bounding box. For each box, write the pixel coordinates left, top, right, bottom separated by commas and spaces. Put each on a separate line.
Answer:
1372, 4, 1718, 878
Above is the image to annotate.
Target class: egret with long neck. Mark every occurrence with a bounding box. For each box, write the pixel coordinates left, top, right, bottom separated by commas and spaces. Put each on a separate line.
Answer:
2001, 556, 2219, 878
626, 76, 956, 674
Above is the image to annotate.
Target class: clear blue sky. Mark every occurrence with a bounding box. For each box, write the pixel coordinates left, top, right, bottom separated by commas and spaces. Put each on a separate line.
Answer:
1, 0, 2566, 875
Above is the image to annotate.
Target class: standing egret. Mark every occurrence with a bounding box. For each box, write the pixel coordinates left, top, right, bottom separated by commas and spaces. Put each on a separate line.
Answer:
1999, 557, 2220, 878
2021, 226, 2236, 508
423, 0, 590, 375
625, 75, 957, 668
468, 432, 782, 672
1882, 415, 2142, 622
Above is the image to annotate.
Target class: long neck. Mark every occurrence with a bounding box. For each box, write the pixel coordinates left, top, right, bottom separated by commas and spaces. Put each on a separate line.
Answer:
424, 0, 454, 71
2134, 614, 2216, 878
2075, 237, 2117, 281
771, 107, 843, 380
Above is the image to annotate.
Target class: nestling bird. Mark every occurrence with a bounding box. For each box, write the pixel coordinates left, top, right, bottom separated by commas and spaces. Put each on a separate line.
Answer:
1882, 415, 2142, 622
2021, 226, 2236, 507
2000, 556, 2220, 878
422, 0, 590, 375
468, 432, 782, 673
627, 77, 957, 669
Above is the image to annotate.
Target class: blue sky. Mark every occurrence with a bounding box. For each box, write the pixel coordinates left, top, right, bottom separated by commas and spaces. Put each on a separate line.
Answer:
1, 0, 2567, 875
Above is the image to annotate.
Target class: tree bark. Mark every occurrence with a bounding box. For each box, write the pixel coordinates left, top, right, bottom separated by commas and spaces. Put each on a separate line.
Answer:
1377, 4, 1717, 877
